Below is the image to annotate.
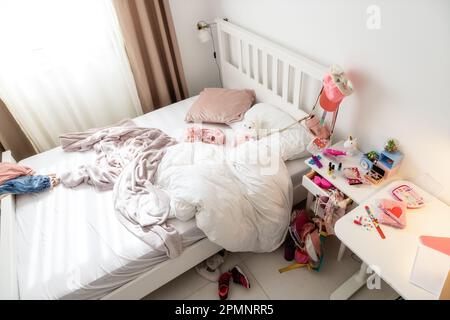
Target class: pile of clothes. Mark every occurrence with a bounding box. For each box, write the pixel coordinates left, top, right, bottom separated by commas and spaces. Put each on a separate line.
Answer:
0, 163, 59, 198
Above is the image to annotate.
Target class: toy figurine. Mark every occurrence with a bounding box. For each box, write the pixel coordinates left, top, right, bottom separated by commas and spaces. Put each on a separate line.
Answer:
343, 136, 358, 156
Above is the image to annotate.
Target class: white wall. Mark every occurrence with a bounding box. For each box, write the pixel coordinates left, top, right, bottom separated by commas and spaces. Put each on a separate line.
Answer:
169, 0, 220, 96
170, 0, 450, 204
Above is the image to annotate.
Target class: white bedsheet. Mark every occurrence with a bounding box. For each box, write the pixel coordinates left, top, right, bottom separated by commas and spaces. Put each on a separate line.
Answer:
16, 96, 309, 299
16, 146, 204, 300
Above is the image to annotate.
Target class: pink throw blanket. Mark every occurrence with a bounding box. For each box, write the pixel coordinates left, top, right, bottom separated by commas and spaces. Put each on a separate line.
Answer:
59, 120, 181, 258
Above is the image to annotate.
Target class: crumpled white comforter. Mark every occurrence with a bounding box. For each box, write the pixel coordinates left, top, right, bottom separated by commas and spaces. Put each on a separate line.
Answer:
154, 139, 293, 253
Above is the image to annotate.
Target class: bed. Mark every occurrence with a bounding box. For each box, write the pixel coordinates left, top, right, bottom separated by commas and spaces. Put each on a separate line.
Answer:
0, 19, 327, 300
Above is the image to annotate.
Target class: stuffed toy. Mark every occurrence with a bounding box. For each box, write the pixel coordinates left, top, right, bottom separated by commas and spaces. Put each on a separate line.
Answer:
242, 115, 262, 139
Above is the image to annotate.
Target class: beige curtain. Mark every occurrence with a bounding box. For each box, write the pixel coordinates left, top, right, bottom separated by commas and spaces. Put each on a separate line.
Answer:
113, 0, 188, 113
0, 99, 36, 160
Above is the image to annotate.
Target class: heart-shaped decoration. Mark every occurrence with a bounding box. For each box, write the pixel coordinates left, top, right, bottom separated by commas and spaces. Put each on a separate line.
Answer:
388, 206, 403, 219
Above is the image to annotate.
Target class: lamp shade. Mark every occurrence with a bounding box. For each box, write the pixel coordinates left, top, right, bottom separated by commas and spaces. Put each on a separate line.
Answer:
198, 28, 211, 43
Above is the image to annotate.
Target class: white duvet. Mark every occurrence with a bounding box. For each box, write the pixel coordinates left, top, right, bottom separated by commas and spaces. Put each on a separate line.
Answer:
154, 137, 294, 253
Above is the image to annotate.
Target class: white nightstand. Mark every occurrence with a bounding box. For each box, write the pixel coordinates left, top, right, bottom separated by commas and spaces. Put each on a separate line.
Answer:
302, 140, 398, 260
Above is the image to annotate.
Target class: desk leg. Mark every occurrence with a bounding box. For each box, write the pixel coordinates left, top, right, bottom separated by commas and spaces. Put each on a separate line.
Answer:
337, 242, 346, 261
330, 262, 368, 300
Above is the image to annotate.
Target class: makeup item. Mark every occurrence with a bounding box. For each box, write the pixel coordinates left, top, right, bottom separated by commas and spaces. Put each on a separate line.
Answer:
365, 205, 386, 239
347, 178, 363, 185
343, 167, 364, 185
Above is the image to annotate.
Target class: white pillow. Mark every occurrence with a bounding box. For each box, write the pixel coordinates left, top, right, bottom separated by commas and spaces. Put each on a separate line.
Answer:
228, 103, 298, 130
229, 103, 313, 160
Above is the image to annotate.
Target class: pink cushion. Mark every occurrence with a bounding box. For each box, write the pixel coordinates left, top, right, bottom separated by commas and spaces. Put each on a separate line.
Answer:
185, 88, 255, 124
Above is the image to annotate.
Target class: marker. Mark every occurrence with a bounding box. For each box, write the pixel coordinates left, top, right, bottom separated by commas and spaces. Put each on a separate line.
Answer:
365, 205, 386, 239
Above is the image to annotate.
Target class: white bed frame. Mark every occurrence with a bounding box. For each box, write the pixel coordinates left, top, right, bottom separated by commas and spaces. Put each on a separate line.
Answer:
0, 19, 327, 300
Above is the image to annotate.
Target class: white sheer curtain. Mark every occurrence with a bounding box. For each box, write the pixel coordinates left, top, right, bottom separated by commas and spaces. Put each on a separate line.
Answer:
0, 0, 142, 151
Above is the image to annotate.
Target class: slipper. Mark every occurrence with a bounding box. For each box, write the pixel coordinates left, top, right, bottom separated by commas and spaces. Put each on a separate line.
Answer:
206, 254, 225, 271
230, 266, 250, 289
218, 271, 232, 300
195, 262, 221, 282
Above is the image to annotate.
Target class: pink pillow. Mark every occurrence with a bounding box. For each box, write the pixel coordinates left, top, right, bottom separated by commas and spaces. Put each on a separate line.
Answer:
185, 88, 255, 124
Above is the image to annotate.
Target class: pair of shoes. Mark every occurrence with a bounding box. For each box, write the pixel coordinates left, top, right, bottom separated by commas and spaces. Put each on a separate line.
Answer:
218, 266, 250, 300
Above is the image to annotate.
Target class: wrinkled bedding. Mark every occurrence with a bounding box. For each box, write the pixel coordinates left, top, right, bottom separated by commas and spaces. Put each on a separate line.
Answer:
157, 140, 293, 252
60, 121, 303, 254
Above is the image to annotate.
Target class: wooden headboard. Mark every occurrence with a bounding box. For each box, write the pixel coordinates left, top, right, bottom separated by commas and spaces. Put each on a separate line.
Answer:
216, 19, 327, 120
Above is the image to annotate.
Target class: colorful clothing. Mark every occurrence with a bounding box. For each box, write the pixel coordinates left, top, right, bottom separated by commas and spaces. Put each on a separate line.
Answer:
185, 127, 226, 145
0, 175, 51, 195
0, 163, 34, 185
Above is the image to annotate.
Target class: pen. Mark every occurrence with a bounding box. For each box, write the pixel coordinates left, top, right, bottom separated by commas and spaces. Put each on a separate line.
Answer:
365, 205, 386, 239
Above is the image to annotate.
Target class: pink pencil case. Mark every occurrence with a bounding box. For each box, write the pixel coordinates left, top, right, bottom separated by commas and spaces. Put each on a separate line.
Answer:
377, 199, 407, 229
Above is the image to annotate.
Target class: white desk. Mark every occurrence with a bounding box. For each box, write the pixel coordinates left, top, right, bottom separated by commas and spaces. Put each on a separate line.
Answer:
331, 180, 450, 300
303, 141, 399, 260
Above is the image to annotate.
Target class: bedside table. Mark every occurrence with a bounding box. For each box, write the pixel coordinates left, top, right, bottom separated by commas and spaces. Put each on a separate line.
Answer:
302, 140, 398, 260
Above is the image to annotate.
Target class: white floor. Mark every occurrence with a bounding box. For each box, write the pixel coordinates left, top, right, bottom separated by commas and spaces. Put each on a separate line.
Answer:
144, 237, 400, 300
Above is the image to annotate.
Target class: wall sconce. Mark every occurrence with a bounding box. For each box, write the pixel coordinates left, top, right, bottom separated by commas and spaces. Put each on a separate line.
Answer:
195, 18, 228, 87
196, 21, 212, 43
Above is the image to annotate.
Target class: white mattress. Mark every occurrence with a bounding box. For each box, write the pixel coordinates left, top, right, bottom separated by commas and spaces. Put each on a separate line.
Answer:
16, 96, 309, 300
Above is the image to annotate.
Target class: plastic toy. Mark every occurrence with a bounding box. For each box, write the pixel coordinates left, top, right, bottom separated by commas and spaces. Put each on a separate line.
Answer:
313, 175, 334, 189
308, 155, 323, 168
343, 136, 358, 156
392, 184, 425, 209
312, 155, 323, 168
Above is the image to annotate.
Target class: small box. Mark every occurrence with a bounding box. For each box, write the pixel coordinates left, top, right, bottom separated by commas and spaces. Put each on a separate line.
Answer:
377, 151, 403, 178
410, 236, 450, 297
379, 150, 403, 170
